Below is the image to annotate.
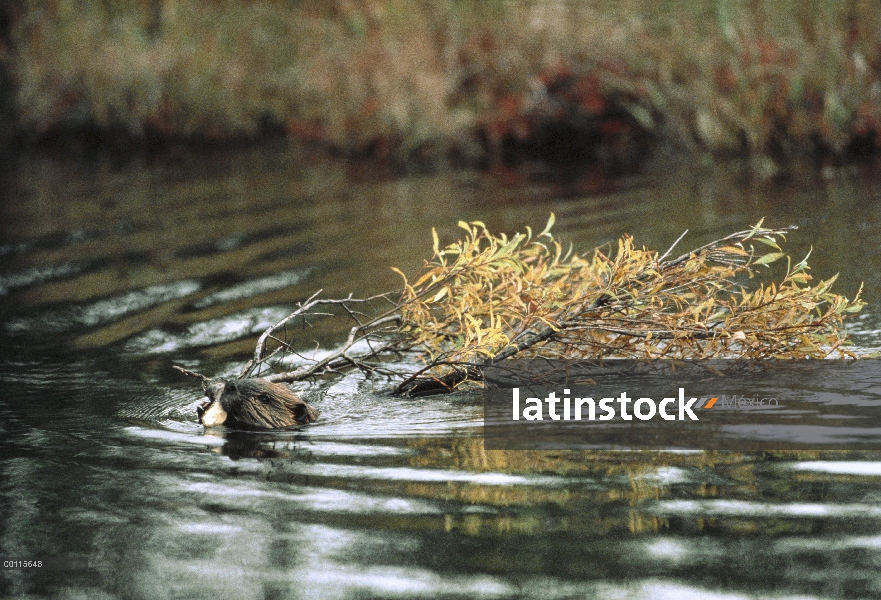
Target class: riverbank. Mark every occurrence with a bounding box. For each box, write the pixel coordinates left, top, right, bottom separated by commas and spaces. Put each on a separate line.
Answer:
3, 1, 880, 173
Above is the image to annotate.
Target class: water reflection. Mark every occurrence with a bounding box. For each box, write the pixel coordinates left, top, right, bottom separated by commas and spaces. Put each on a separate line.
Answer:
1, 150, 881, 598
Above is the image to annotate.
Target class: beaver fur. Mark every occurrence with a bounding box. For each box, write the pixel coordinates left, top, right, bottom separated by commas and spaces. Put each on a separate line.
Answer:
197, 378, 319, 429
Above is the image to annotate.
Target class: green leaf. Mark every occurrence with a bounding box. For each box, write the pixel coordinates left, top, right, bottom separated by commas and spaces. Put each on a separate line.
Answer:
744, 217, 766, 240
539, 213, 556, 239
497, 233, 524, 258
791, 247, 813, 274
753, 236, 781, 250
753, 252, 784, 266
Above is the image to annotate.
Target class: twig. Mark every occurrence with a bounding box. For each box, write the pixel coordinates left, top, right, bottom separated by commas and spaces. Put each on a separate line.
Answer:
172, 365, 208, 382
657, 228, 688, 263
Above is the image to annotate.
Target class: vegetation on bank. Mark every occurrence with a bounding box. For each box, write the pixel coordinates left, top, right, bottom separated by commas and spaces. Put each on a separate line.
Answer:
3, 1, 881, 170
188, 217, 863, 394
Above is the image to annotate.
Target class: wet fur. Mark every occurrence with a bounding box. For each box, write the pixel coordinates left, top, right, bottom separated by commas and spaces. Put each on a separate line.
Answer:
198, 378, 319, 429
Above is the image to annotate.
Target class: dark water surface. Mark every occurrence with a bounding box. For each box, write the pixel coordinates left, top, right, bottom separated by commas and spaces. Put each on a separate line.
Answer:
2, 148, 881, 599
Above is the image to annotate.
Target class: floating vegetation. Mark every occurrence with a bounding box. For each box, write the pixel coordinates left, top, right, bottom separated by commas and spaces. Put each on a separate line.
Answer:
176, 217, 863, 394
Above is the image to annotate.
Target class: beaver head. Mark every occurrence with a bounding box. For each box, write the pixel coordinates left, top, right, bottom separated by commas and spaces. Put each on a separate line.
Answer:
197, 378, 319, 429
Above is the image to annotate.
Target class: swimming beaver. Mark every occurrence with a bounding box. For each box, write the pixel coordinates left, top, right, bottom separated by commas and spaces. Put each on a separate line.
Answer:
197, 378, 319, 429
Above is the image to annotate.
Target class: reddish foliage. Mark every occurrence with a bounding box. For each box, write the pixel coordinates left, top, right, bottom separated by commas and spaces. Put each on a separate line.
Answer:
537, 59, 573, 86
714, 65, 738, 94
573, 76, 607, 115
284, 118, 326, 142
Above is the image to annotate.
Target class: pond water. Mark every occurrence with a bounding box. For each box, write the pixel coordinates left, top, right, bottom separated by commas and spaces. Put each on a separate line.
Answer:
2, 147, 881, 599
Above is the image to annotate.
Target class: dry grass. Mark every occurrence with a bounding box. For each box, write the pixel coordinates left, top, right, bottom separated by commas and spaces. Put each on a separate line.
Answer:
5, 0, 881, 165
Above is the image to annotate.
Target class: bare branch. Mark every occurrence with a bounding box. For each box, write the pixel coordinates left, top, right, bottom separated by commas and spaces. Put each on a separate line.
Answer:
172, 365, 208, 382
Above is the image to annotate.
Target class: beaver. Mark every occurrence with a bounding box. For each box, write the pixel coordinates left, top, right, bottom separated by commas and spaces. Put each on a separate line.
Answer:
197, 377, 319, 429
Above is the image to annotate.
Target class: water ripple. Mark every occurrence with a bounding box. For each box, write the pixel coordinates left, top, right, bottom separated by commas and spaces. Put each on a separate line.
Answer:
193, 268, 309, 308
650, 499, 881, 518
5, 280, 201, 333
788, 461, 881, 476
0, 260, 94, 295
123, 305, 294, 354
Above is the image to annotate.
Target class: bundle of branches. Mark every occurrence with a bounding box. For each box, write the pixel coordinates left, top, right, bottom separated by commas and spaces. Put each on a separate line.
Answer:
226, 217, 863, 395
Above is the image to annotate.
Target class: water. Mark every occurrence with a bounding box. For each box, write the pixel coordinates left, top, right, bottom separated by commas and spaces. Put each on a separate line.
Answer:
2, 147, 881, 599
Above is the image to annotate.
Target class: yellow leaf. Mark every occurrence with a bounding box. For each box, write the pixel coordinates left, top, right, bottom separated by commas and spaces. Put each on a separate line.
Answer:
390, 267, 408, 283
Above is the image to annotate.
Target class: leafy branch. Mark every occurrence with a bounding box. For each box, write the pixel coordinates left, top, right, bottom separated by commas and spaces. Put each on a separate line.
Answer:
232, 216, 864, 394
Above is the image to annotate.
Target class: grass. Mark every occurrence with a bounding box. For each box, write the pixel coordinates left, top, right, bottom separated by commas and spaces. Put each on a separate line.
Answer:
4, 0, 881, 168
